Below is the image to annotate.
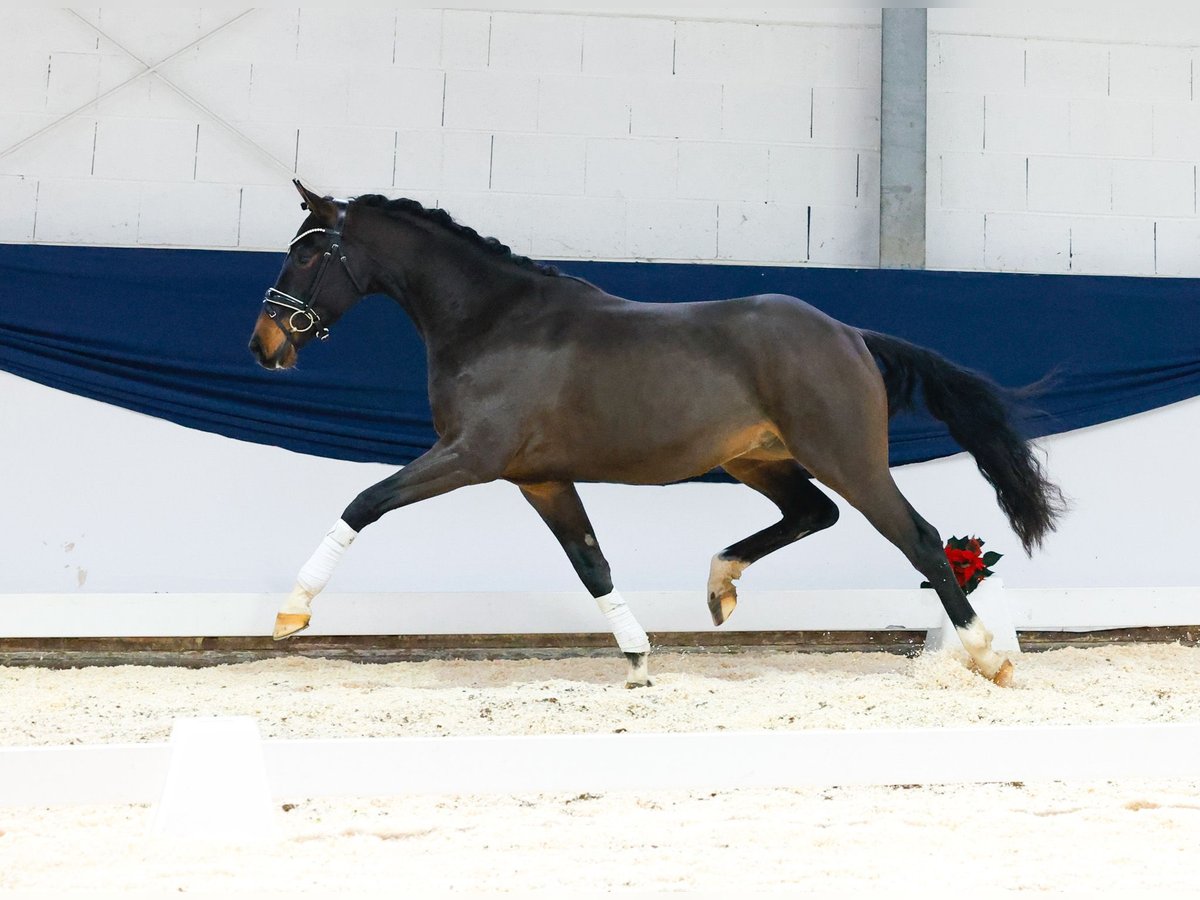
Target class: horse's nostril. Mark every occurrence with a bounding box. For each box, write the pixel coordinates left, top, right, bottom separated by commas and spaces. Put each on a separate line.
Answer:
249, 333, 262, 356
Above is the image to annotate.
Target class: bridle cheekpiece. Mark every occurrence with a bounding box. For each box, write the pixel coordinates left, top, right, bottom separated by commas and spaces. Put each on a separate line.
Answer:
262, 199, 365, 342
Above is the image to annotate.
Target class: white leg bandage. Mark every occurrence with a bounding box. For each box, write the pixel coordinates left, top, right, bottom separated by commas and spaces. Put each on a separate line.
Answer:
595, 589, 650, 654
279, 519, 357, 615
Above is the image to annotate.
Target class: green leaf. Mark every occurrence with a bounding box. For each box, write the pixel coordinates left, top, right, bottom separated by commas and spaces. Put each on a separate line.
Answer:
919, 580, 932, 589
982, 551, 1003, 566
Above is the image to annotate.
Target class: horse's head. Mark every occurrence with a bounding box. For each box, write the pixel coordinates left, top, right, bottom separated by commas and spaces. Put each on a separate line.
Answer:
249, 180, 368, 370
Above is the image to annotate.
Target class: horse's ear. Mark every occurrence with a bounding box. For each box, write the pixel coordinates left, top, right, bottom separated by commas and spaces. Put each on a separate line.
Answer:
293, 179, 337, 225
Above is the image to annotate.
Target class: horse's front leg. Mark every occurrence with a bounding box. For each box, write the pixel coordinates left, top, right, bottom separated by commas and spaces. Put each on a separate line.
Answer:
273, 441, 496, 639
517, 481, 651, 688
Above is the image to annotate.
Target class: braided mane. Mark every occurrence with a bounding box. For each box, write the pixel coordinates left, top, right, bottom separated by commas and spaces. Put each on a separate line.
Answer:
352, 194, 560, 277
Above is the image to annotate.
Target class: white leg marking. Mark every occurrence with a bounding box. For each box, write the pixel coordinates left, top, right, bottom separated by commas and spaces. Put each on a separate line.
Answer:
625, 652, 651, 687
594, 589, 650, 654
279, 583, 315, 615
707, 554, 749, 624
707, 555, 747, 600
957, 618, 1007, 680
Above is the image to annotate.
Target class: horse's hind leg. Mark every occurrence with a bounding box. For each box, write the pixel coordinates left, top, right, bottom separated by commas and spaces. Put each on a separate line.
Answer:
708, 458, 840, 625
774, 346, 1012, 684
517, 481, 652, 688
825, 470, 1013, 685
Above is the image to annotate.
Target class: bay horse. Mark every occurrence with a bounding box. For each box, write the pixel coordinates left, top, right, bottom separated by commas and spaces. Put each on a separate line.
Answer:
249, 180, 1064, 688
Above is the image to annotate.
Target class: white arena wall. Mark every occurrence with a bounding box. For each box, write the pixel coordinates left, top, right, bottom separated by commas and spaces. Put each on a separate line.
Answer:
5, 369, 1198, 595
2, 9, 1199, 606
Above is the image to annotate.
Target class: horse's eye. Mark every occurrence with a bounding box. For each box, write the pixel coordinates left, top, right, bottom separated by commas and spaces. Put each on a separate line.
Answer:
296, 251, 316, 266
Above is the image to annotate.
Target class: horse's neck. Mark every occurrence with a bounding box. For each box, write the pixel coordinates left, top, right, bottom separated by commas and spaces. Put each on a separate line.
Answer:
367, 217, 536, 352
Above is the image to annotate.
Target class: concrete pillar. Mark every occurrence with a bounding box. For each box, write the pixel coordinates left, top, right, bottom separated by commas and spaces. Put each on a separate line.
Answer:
879, 8, 927, 269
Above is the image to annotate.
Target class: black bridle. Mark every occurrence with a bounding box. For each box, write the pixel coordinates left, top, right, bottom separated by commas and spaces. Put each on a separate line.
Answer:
262, 200, 366, 342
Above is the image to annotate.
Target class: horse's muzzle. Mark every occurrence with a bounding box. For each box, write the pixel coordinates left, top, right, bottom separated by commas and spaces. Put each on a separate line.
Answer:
249, 315, 297, 370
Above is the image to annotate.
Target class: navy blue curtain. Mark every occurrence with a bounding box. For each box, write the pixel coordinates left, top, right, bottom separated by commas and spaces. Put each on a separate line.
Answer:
2, 243, 1198, 474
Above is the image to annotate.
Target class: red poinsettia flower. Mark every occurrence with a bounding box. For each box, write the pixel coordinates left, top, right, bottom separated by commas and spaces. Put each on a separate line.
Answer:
945, 546, 986, 588
921, 536, 1003, 595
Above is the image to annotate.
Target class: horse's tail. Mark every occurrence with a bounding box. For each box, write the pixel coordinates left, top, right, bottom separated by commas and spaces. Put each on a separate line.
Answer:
858, 330, 1066, 555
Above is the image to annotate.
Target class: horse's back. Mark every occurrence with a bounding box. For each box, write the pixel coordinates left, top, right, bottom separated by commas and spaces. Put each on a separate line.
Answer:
490, 284, 876, 419
594, 290, 872, 388
539, 284, 857, 349
482, 286, 880, 485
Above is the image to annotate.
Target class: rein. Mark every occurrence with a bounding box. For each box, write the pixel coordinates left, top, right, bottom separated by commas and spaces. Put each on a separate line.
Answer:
262, 200, 366, 342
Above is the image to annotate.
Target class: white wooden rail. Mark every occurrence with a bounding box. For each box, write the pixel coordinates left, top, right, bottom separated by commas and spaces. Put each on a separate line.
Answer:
2, 721, 1199, 809
1, 587, 1197, 638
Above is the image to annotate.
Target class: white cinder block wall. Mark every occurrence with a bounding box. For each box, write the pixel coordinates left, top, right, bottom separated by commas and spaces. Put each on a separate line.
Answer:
7, 9, 1200, 272
928, 9, 1200, 275
0, 8, 882, 266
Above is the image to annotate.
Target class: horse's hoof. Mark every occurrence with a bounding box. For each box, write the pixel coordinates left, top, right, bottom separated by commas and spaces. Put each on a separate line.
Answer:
273, 612, 310, 640
707, 591, 737, 626
991, 658, 1015, 688
625, 679, 652, 689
